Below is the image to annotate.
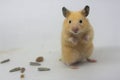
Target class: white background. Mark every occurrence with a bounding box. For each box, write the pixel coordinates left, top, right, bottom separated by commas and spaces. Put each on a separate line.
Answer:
0, 0, 120, 80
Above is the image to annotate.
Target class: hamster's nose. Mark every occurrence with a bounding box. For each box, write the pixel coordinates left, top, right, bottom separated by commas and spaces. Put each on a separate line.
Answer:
72, 27, 79, 33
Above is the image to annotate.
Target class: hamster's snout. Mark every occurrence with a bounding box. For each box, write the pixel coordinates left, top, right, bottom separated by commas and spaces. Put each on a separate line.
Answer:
72, 27, 79, 33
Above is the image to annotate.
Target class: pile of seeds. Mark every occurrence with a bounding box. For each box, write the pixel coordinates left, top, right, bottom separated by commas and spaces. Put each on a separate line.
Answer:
1, 56, 50, 80
30, 56, 50, 71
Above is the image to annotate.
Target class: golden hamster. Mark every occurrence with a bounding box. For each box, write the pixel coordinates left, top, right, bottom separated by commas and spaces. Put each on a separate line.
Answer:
61, 5, 96, 66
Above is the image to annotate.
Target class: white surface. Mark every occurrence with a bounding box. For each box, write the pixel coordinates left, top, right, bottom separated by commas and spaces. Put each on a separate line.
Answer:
0, 47, 120, 80
0, 0, 120, 80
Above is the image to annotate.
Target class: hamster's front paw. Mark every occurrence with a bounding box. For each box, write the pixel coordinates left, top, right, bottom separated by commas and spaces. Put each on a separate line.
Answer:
68, 37, 78, 45
83, 35, 89, 43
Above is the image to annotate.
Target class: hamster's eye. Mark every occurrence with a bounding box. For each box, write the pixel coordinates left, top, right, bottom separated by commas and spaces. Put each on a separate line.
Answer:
79, 20, 82, 23
69, 20, 71, 24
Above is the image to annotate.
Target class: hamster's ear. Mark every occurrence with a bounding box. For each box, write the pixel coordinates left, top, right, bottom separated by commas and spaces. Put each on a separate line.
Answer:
81, 5, 90, 17
62, 7, 70, 18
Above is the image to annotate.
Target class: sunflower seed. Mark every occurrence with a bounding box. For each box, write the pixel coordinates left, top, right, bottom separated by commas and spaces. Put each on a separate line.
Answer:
30, 62, 41, 66
9, 67, 21, 72
38, 67, 50, 71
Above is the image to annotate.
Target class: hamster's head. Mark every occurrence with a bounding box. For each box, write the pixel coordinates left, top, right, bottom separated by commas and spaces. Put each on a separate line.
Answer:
62, 5, 90, 35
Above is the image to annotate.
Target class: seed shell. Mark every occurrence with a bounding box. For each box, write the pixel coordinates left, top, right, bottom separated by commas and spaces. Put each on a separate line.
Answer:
0, 59, 10, 64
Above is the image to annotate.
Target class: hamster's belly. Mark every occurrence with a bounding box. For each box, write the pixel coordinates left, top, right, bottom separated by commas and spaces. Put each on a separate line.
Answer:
76, 42, 93, 61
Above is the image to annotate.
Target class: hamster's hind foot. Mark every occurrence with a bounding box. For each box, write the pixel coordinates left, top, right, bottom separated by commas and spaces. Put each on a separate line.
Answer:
69, 61, 81, 69
87, 58, 96, 63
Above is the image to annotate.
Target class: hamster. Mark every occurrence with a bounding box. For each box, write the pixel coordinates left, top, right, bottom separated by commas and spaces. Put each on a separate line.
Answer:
61, 5, 96, 66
